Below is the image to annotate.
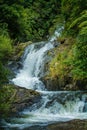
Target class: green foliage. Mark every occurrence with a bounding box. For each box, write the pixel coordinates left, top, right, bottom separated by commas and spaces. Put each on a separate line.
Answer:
49, 38, 87, 81
49, 38, 74, 79
61, 0, 87, 21
0, 62, 10, 84
49, 15, 64, 35
0, 35, 13, 61
0, 3, 30, 41
0, 35, 13, 84
69, 11, 87, 34
49, 1, 87, 83
68, 11, 87, 79
0, 0, 61, 42
0, 85, 15, 117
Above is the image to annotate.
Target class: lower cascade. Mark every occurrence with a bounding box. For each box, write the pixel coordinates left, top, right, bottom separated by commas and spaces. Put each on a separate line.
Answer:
1, 30, 87, 129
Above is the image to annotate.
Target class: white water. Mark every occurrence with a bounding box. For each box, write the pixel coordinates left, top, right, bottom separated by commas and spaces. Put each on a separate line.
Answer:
1, 28, 87, 129
12, 41, 53, 90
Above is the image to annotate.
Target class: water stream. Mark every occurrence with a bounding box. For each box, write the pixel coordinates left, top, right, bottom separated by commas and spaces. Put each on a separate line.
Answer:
1, 28, 87, 129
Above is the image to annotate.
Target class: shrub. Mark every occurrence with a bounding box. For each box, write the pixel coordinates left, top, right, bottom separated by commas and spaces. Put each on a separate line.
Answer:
0, 35, 13, 84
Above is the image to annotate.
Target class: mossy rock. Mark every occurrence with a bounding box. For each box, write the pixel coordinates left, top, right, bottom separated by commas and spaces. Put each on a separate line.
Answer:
13, 41, 32, 61
0, 84, 40, 118
48, 119, 87, 130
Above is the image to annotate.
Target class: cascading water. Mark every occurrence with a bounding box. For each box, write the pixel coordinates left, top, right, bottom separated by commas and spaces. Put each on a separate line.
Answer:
1, 28, 87, 129
12, 41, 54, 90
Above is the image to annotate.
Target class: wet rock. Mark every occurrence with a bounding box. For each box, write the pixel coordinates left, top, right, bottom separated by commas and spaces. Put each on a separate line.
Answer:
52, 40, 60, 47
48, 120, 87, 130
41, 76, 73, 91
75, 80, 87, 90
0, 84, 41, 117
41, 74, 87, 91
41, 49, 55, 77
11, 86, 41, 114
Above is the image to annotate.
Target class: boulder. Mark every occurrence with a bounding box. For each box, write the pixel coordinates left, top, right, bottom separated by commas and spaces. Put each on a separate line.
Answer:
0, 84, 40, 117
41, 75, 87, 91
41, 76, 75, 91
48, 119, 87, 130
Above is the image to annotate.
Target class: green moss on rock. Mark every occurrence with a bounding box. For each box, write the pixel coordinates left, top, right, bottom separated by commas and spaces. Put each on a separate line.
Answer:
48, 119, 87, 130
0, 84, 40, 118
13, 41, 32, 61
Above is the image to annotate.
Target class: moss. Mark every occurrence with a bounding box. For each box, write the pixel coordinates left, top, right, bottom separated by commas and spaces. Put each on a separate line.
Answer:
49, 37, 74, 78
48, 120, 87, 130
0, 84, 15, 117
0, 84, 40, 118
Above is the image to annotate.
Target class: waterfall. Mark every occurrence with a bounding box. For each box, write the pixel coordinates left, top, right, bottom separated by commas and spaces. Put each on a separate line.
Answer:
12, 41, 54, 90
12, 27, 63, 90
1, 28, 87, 129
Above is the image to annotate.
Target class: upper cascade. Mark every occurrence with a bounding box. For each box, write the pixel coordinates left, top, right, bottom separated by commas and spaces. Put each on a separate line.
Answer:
12, 28, 61, 90
12, 42, 54, 90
